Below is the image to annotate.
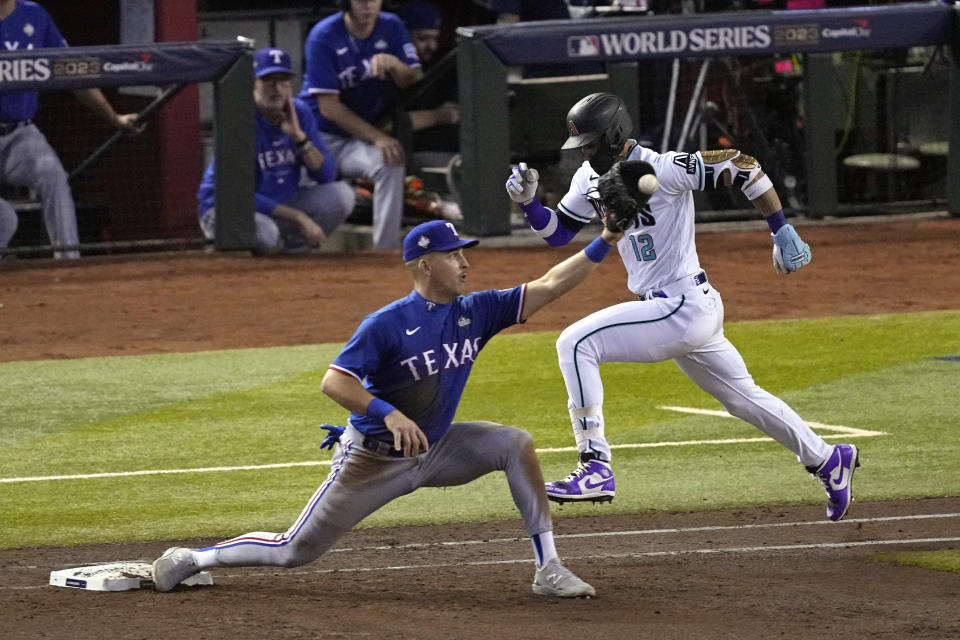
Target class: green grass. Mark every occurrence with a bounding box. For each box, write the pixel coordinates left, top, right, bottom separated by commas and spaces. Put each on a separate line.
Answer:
1, 310, 958, 549
870, 551, 960, 574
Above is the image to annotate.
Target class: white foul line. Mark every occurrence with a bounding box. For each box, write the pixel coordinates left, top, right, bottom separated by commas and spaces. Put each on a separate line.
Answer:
658, 405, 887, 438
0, 461, 332, 484
538, 405, 885, 454
216, 536, 960, 579
0, 406, 886, 484
324, 512, 960, 553
2, 515, 958, 591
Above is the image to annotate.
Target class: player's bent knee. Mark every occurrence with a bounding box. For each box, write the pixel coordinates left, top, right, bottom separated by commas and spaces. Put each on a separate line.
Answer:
330, 181, 357, 219
254, 215, 282, 254
374, 161, 405, 181
32, 160, 69, 188
556, 329, 576, 356
556, 328, 595, 365
497, 426, 535, 456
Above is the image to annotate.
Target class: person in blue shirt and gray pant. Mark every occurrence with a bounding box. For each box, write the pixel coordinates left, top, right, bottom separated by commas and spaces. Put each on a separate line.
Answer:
197, 47, 355, 254
0, 0, 142, 259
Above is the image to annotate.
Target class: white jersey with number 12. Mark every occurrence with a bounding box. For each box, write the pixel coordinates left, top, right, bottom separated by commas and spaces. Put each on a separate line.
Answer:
557, 144, 708, 295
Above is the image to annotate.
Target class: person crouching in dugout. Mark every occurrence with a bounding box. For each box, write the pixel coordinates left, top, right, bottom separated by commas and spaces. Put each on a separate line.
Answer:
196, 47, 355, 254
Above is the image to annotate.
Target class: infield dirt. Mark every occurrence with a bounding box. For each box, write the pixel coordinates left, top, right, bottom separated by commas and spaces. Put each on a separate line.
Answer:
1, 215, 958, 639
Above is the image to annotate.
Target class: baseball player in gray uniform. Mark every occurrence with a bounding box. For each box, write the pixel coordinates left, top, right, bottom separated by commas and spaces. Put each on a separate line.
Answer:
0, 0, 141, 259
505, 92, 860, 522
153, 219, 625, 597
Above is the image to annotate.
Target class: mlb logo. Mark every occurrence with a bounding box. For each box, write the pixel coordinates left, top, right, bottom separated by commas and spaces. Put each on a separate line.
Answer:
568, 35, 599, 57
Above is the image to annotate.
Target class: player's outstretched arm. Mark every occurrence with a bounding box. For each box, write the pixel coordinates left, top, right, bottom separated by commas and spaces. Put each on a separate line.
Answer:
505, 162, 583, 247
320, 369, 429, 456
520, 227, 621, 321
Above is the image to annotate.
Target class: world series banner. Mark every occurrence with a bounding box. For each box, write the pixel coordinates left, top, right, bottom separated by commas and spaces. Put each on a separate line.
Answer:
462, 1, 954, 65
0, 40, 250, 92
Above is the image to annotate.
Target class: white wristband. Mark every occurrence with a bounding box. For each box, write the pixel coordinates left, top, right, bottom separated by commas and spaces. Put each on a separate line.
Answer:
743, 174, 773, 201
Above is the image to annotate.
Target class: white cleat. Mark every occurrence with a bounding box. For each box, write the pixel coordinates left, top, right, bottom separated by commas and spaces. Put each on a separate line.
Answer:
152, 547, 200, 592
532, 559, 596, 598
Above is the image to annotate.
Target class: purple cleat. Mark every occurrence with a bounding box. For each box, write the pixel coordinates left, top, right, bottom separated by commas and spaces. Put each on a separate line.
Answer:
808, 444, 861, 521
545, 453, 615, 504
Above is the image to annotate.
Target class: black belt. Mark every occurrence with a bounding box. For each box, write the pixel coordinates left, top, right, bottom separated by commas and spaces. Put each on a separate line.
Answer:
361, 435, 406, 458
638, 271, 707, 301
0, 120, 31, 136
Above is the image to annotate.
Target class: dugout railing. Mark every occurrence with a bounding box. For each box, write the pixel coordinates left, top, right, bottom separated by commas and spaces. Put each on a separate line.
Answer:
455, 1, 960, 237
0, 40, 255, 257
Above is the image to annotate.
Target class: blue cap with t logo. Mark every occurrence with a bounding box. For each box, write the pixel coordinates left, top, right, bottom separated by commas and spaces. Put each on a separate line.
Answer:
253, 48, 294, 77
403, 220, 479, 262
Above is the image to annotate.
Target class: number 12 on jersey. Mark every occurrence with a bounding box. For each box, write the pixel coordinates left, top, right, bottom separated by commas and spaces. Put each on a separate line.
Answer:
629, 233, 657, 262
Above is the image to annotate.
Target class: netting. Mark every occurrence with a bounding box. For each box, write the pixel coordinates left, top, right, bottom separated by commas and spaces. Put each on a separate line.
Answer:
0, 41, 249, 258
458, 1, 956, 231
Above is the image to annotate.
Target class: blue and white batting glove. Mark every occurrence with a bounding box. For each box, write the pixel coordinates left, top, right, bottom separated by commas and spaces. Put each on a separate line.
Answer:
505, 162, 538, 205
771, 223, 811, 274
319, 424, 345, 450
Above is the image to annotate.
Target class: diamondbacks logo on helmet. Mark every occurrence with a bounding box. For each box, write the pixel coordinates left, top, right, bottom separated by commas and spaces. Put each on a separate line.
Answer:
567, 120, 580, 137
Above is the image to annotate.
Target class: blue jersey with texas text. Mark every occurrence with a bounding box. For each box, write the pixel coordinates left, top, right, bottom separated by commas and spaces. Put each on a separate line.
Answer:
329, 286, 526, 444
0, 1, 67, 122
298, 11, 419, 136
196, 98, 336, 216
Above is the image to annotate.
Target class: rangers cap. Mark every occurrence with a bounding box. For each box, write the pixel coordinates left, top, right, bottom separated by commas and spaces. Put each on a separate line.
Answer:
403, 220, 478, 262
253, 48, 294, 78
396, 0, 441, 31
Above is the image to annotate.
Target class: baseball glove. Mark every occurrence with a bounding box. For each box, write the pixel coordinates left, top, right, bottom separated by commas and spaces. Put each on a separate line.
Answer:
597, 161, 656, 232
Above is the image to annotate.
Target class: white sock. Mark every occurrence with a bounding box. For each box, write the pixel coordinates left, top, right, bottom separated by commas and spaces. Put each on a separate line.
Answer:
191, 547, 218, 570
531, 531, 558, 568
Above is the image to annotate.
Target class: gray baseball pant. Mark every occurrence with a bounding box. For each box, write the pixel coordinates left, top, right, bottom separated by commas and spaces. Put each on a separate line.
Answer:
199, 181, 355, 254
195, 421, 552, 569
321, 133, 405, 250
0, 124, 79, 259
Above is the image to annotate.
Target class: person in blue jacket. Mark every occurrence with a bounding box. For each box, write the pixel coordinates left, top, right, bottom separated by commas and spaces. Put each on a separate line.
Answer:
197, 47, 354, 254
0, 0, 142, 259
298, 0, 423, 249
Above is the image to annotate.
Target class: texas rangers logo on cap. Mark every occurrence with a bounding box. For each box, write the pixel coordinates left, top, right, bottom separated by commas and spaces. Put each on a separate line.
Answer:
253, 47, 294, 77
403, 220, 478, 262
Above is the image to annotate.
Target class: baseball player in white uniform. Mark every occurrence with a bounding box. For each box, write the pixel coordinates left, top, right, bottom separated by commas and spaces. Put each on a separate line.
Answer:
505, 92, 860, 522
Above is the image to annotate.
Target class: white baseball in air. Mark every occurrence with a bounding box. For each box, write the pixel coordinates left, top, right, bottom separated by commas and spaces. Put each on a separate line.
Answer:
638, 174, 659, 195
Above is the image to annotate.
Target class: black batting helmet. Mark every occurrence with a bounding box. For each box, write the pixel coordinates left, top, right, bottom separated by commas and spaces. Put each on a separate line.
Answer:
561, 92, 633, 154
